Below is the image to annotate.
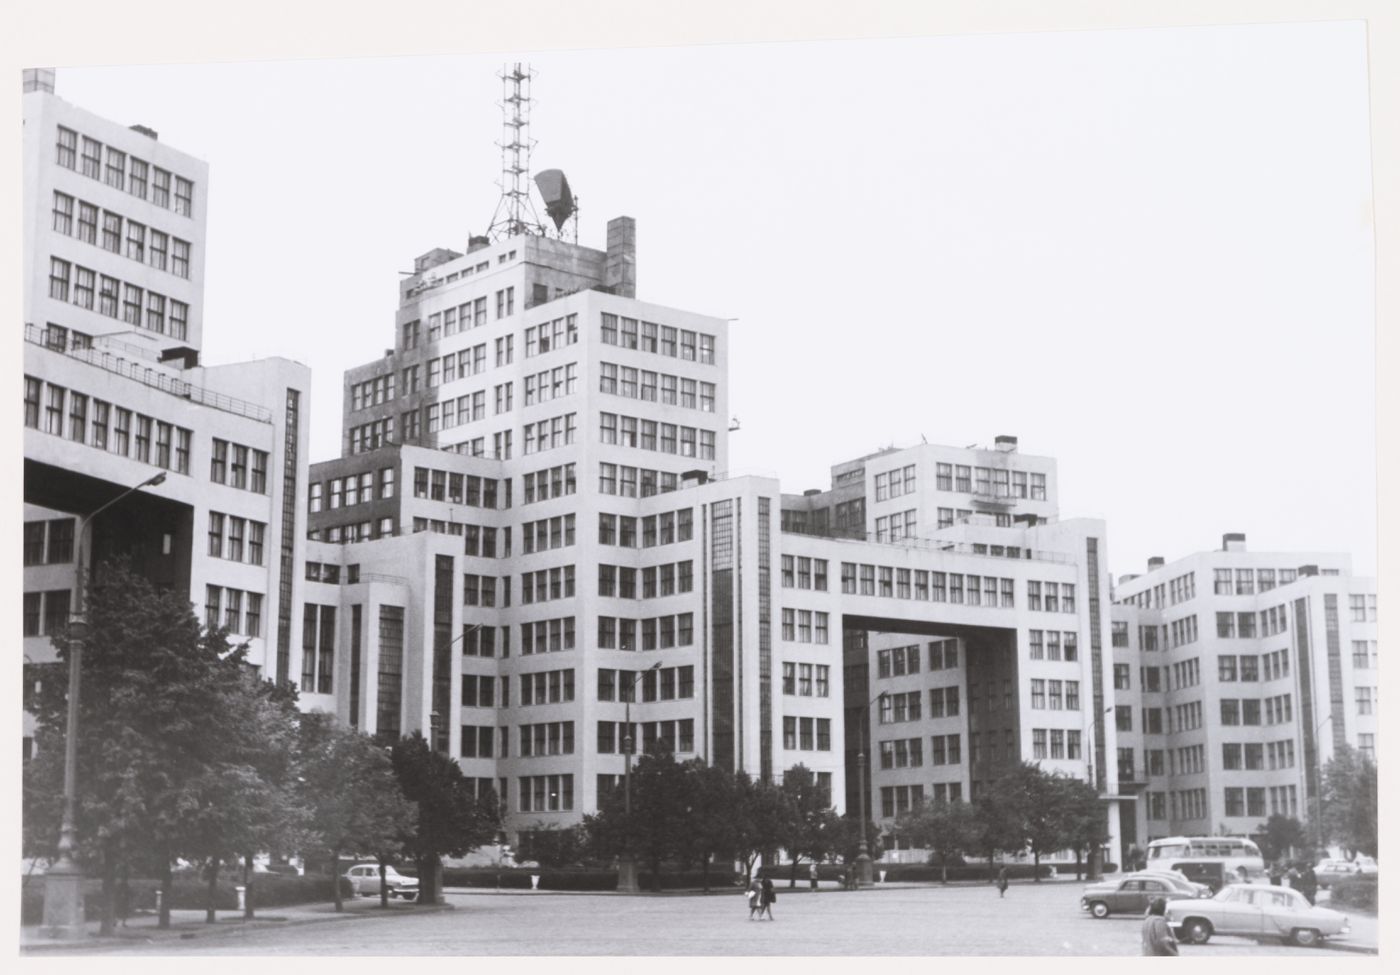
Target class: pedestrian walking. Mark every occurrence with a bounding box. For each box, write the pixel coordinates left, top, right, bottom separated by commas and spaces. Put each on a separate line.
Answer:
760, 876, 777, 920
1141, 897, 1180, 956
1299, 864, 1318, 906
809, 862, 819, 892
746, 876, 762, 920
1269, 862, 1284, 886
996, 866, 1009, 898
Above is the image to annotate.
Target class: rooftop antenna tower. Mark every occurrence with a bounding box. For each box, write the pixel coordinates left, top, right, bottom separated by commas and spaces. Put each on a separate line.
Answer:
487, 63, 547, 241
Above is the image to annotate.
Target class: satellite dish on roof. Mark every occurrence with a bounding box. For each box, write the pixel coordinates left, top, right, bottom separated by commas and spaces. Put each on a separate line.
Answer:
534, 169, 577, 233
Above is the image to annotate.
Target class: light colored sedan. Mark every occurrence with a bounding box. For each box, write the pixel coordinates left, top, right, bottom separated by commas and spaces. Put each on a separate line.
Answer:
1128, 870, 1213, 898
1166, 883, 1350, 947
344, 863, 419, 901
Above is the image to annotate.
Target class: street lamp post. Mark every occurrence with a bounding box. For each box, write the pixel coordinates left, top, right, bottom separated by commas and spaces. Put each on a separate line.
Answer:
618, 661, 661, 893
855, 690, 886, 887
41, 471, 166, 940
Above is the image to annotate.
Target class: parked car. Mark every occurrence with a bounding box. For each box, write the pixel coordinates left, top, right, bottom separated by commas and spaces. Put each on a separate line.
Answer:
1126, 870, 1213, 898
1080, 875, 1197, 918
1165, 883, 1350, 946
344, 863, 419, 901
1172, 860, 1229, 893
1314, 859, 1362, 888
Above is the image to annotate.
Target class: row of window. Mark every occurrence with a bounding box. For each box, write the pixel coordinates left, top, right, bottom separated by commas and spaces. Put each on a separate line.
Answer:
1028, 629, 1081, 662
780, 555, 829, 591
781, 662, 831, 697
348, 417, 395, 455
779, 608, 831, 644
1215, 609, 1291, 639
522, 514, 576, 554
598, 362, 717, 412
408, 467, 502, 507
597, 561, 695, 599
1349, 594, 1378, 622
934, 462, 1048, 500
52, 192, 192, 278
1352, 640, 1378, 669
207, 511, 267, 565
519, 669, 575, 706
317, 518, 396, 543
598, 665, 696, 702
598, 463, 685, 499
1028, 678, 1082, 710
840, 561, 1027, 609
350, 374, 395, 412
599, 509, 695, 548
873, 510, 917, 542
600, 314, 717, 364
598, 412, 718, 460
304, 561, 362, 584
204, 585, 264, 638
873, 464, 916, 502
24, 377, 193, 475
47, 257, 190, 339
55, 126, 195, 215
1217, 695, 1293, 726
522, 463, 576, 504
781, 716, 832, 751
312, 468, 394, 511
22, 589, 71, 637
596, 613, 696, 651
1028, 728, 1086, 761
1221, 740, 1297, 771
597, 719, 696, 755
524, 313, 578, 358
523, 412, 577, 456
300, 604, 335, 694
209, 439, 269, 494
520, 617, 575, 655
22, 518, 75, 567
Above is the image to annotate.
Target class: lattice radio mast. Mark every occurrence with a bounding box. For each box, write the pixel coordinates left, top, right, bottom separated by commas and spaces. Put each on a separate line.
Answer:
487, 63, 547, 241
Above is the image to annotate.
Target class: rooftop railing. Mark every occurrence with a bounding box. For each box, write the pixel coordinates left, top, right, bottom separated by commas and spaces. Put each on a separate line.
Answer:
25, 323, 273, 423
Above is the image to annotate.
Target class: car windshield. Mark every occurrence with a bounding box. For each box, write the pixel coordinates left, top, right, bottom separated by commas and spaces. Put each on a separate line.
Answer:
1151, 844, 1189, 859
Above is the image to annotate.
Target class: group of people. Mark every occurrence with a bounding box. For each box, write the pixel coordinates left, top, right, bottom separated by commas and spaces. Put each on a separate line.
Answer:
746, 875, 777, 920
1268, 861, 1319, 904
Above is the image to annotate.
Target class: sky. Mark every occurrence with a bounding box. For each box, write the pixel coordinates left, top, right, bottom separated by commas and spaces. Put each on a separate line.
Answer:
45, 20, 1377, 580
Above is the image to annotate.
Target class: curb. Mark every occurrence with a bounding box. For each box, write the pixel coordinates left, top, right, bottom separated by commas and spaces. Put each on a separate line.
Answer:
19, 901, 456, 953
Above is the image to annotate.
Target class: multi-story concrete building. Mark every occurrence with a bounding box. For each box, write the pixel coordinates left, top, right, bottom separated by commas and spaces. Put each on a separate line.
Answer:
1111, 536, 1377, 858
22, 69, 312, 757
302, 223, 1127, 857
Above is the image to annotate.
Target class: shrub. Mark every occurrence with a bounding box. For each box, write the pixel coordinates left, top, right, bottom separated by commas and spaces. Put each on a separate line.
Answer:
1329, 876, 1377, 912
439, 867, 742, 891
873, 863, 1055, 883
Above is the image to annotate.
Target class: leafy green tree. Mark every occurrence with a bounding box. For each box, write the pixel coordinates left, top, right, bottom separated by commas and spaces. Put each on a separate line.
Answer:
297, 716, 413, 911
971, 772, 1028, 881
899, 800, 978, 883
677, 760, 741, 891
22, 561, 287, 933
775, 764, 840, 886
732, 773, 794, 884
1255, 814, 1307, 865
1320, 745, 1378, 857
833, 813, 884, 866
1057, 775, 1109, 880
391, 733, 500, 904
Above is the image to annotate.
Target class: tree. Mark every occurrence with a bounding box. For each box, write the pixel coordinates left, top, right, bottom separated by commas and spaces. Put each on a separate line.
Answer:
523, 822, 585, 869
832, 813, 884, 866
391, 733, 500, 904
774, 764, 840, 886
971, 772, 1029, 881
1057, 776, 1109, 880
297, 716, 413, 911
22, 560, 291, 934
732, 773, 793, 885
899, 800, 978, 883
677, 760, 740, 891
1320, 745, 1378, 857
1255, 814, 1307, 865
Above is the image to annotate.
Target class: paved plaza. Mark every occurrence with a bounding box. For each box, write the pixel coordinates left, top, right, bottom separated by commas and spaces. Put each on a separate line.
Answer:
23, 880, 1379, 957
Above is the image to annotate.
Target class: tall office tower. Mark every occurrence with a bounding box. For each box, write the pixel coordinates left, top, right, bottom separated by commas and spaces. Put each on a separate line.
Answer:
21, 68, 312, 752
1111, 536, 1377, 854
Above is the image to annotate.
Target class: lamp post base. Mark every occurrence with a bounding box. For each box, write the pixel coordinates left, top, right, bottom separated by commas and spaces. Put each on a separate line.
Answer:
855, 853, 874, 887
40, 865, 86, 940
618, 855, 640, 893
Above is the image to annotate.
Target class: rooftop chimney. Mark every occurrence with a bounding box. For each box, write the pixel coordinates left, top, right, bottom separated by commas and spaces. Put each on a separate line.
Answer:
994, 435, 1018, 452
1222, 533, 1247, 553
1297, 564, 1319, 577
129, 124, 159, 140
466, 235, 490, 254
604, 216, 636, 298
1147, 556, 1165, 571
1119, 574, 1140, 585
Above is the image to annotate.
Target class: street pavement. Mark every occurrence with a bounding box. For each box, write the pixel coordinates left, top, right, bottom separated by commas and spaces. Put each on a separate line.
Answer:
21, 879, 1379, 957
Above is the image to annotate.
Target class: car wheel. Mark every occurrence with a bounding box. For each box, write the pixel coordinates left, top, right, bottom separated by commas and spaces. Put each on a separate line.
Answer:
1183, 919, 1213, 945
1090, 901, 1110, 919
1291, 928, 1321, 947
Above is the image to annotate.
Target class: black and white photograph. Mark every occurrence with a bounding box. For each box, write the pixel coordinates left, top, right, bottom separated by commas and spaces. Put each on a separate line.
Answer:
9, 0, 1390, 960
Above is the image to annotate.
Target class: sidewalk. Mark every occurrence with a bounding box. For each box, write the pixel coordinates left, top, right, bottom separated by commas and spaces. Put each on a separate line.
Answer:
19, 896, 450, 953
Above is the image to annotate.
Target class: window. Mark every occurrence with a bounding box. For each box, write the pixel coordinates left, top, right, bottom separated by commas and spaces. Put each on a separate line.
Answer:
56, 126, 77, 168
174, 176, 194, 216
